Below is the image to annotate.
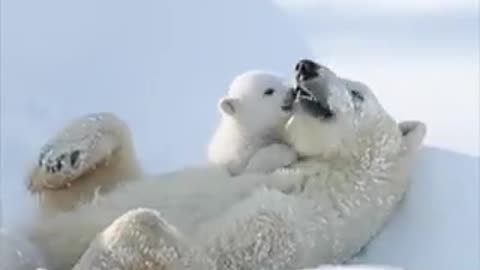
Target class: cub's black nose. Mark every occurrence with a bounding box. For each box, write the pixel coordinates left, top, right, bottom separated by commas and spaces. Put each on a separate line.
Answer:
295, 59, 320, 81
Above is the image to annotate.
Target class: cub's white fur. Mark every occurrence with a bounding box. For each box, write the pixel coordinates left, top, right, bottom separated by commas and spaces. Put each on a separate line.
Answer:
21, 62, 426, 270
208, 70, 298, 175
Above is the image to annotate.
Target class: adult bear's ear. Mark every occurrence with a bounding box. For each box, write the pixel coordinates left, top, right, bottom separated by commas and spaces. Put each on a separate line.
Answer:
218, 97, 239, 116
399, 120, 427, 154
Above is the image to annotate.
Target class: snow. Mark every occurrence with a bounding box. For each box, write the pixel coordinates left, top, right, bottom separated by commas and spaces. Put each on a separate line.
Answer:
355, 147, 479, 269
1, 0, 478, 269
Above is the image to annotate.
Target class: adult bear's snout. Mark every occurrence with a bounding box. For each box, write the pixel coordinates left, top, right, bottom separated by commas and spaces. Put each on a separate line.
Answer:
295, 59, 320, 81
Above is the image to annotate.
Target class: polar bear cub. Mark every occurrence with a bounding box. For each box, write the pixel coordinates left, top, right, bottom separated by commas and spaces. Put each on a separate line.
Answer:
208, 70, 298, 175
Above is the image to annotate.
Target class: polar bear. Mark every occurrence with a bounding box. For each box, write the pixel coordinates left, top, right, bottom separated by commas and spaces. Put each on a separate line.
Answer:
207, 70, 298, 176
23, 59, 426, 270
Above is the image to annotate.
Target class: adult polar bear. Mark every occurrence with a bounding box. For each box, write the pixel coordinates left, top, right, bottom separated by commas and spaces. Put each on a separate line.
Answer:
24, 59, 426, 270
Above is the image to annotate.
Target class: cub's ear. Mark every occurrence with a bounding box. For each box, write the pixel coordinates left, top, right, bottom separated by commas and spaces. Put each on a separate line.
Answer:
399, 120, 427, 154
218, 97, 239, 116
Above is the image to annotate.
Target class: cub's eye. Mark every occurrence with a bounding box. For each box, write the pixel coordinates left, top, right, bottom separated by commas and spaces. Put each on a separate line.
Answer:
350, 90, 364, 102
263, 88, 275, 96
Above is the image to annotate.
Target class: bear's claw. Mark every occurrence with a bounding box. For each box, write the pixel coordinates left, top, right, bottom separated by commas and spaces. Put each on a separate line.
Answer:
38, 146, 83, 175
26, 112, 130, 193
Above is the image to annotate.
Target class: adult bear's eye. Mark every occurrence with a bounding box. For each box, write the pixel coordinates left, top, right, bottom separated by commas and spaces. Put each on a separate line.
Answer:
350, 90, 364, 102
263, 88, 275, 96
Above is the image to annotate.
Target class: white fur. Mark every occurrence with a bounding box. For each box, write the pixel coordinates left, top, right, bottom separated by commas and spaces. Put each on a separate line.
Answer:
208, 70, 298, 175
244, 143, 298, 174
18, 63, 426, 270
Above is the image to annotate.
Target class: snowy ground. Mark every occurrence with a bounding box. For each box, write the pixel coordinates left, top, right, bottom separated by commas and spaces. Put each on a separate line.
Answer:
1, 0, 478, 269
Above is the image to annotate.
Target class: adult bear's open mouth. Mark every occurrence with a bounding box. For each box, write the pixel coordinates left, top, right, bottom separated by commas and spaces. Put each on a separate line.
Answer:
293, 59, 335, 119
281, 86, 317, 111
281, 85, 334, 119
296, 87, 334, 119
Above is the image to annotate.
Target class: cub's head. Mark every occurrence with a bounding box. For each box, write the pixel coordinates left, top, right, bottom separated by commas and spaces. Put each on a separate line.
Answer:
284, 59, 426, 161
218, 70, 293, 132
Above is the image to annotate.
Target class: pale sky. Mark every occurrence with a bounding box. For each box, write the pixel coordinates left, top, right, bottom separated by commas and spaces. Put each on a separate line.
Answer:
274, 0, 478, 14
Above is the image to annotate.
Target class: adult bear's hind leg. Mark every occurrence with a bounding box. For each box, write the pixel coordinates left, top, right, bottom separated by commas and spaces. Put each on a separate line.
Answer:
27, 112, 143, 214
73, 208, 210, 270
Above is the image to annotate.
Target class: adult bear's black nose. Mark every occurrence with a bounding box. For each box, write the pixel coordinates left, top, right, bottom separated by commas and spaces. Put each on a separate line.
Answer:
295, 59, 320, 81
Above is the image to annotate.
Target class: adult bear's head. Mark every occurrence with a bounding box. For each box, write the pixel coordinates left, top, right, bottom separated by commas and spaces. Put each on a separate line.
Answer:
283, 59, 426, 163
